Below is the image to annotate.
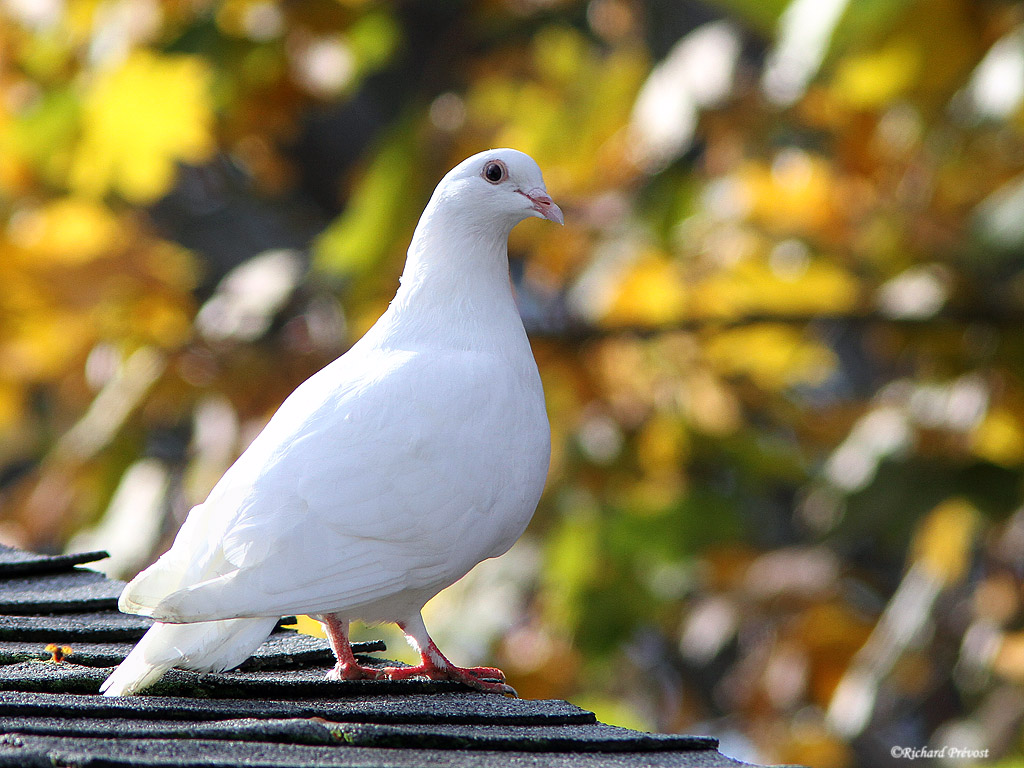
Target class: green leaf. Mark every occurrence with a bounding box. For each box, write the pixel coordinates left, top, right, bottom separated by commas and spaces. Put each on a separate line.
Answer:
313, 124, 420, 279
708, 0, 791, 35
348, 10, 401, 76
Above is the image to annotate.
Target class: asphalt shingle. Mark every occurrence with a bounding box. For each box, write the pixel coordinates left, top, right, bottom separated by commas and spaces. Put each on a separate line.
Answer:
0, 545, 108, 578
0, 633, 383, 670
0, 716, 715, 751
0, 734, 756, 768
0, 548, 790, 768
0, 689, 595, 725
0, 611, 153, 642
0, 570, 122, 614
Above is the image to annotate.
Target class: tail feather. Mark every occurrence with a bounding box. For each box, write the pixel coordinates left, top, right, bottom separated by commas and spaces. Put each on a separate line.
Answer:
100, 617, 278, 697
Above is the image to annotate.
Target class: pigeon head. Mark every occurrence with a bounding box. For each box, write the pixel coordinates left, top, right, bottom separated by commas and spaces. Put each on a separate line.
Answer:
436, 149, 564, 231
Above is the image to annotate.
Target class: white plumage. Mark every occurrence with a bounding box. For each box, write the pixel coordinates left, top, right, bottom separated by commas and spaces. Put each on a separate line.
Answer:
101, 149, 560, 697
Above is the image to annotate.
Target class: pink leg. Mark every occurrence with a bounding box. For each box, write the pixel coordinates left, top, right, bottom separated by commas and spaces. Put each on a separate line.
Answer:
318, 614, 377, 681
375, 613, 516, 696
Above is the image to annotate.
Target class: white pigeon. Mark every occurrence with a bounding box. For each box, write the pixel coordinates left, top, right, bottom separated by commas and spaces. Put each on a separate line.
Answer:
101, 149, 561, 697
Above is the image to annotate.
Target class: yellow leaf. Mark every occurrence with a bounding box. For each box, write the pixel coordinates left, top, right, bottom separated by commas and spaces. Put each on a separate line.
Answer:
216, 0, 277, 38
693, 258, 860, 319
463, 36, 646, 195
143, 242, 201, 291
532, 26, 588, 88
778, 715, 852, 768
622, 474, 686, 516
911, 498, 979, 586
1, 310, 93, 381
704, 324, 836, 390
0, 381, 23, 430
135, 296, 193, 349
9, 198, 118, 264
636, 414, 688, 473
282, 615, 326, 639
65, 0, 103, 44
604, 255, 688, 326
738, 153, 836, 236
523, 225, 590, 285
994, 631, 1024, 683
832, 41, 920, 109
971, 408, 1024, 467
0, 127, 31, 196
685, 370, 742, 435
71, 50, 215, 203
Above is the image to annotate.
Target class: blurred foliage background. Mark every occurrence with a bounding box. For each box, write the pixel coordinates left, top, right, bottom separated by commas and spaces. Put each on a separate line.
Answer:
1, 0, 1024, 765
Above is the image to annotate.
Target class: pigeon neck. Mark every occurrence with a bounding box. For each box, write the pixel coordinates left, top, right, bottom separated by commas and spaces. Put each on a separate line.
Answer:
374, 209, 527, 352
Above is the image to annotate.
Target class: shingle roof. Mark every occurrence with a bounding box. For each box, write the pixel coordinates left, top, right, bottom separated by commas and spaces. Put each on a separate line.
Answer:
0, 545, 789, 767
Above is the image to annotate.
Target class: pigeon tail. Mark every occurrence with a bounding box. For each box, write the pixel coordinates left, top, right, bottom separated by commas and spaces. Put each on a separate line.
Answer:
100, 616, 278, 696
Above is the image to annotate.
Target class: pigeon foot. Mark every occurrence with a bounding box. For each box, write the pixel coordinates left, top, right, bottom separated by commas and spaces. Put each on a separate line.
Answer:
394, 615, 517, 695
318, 613, 517, 695
375, 662, 516, 695
326, 661, 376, 681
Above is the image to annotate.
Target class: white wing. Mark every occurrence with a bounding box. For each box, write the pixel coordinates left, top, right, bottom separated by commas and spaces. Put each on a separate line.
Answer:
121, 344, 548, 623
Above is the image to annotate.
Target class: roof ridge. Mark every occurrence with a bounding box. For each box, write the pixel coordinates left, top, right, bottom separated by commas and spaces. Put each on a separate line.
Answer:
0, 544, 786, 767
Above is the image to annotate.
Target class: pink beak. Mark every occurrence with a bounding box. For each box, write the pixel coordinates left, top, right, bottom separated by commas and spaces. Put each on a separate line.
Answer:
520, 188, 564, 225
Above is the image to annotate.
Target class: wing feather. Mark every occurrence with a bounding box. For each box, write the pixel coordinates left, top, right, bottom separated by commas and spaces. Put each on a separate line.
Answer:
124, 346, 537, 623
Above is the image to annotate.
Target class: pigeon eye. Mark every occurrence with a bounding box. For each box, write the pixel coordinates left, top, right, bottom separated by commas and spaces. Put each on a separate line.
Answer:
482, 161, 506, 184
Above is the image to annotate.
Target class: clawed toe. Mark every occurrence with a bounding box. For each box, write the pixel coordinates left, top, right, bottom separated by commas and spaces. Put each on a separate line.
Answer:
460, 666, 506, 682
326, 662, 375, 681
368, 663, 513, 694
457, 674, 518, 696
374, 665, 418, 681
